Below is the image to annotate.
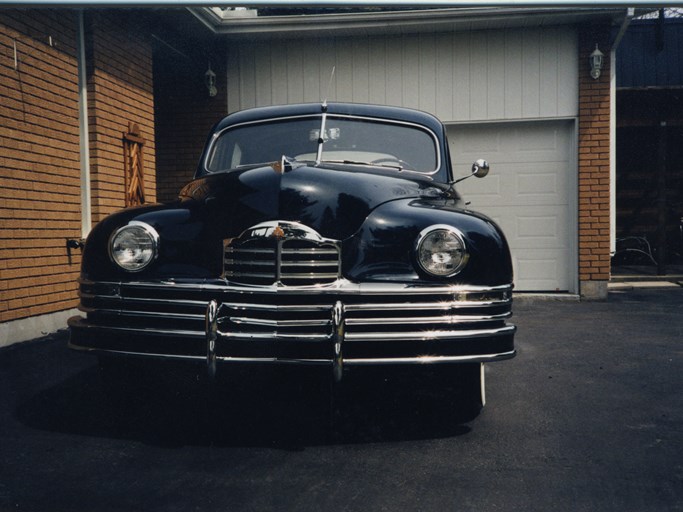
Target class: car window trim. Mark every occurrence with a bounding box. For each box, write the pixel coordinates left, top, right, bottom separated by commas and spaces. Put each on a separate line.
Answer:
203, 113, 442, 176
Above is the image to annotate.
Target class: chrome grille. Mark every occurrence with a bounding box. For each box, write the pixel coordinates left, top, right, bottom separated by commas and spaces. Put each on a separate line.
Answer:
224, 244, 277, 285
223, 221, 341, 286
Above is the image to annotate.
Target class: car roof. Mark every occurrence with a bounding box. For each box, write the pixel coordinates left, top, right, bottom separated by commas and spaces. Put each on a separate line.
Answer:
211, 102, 445, 134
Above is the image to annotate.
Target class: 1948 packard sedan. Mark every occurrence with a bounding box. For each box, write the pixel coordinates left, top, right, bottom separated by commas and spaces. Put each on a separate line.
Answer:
68, 102, 516, 412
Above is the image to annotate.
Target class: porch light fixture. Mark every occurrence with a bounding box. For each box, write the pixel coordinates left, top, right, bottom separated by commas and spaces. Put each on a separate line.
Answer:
205, 63, 217, 97
589, 44, 604, 80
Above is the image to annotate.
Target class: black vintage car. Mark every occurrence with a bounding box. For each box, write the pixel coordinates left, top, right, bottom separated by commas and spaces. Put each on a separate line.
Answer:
69, 102, 515, 412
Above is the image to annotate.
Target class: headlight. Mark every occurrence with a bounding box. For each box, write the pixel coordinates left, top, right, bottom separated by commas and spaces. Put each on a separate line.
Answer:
415, 225, 469, 277
109, 221, 159, 272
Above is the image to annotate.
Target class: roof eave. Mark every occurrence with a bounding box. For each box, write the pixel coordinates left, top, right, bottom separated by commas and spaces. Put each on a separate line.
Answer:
189, 7, 630, 38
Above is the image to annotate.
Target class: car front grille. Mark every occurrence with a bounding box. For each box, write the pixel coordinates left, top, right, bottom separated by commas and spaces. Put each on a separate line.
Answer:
223, 221, 341, 286
224, 239, 340, 286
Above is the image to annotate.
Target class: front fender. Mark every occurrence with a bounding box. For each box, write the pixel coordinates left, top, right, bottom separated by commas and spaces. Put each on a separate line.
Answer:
80, 201, 222, 281
343, 198, 513, 286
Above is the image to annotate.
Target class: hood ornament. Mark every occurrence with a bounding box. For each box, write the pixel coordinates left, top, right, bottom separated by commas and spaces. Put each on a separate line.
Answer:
271, 225, 286, 239
271, 155, 297, 175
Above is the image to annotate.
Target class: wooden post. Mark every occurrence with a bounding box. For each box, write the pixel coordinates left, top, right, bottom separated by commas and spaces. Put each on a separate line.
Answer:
122, 122, 146, 207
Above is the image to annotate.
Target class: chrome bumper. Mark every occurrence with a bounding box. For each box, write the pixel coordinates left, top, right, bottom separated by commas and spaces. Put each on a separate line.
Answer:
69, 278, 516, 378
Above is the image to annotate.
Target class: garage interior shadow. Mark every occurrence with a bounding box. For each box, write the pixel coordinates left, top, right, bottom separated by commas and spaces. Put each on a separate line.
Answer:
15, 361, 475, 448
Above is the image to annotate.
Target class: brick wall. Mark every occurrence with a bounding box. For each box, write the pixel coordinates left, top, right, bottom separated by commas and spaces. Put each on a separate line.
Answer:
578, 24, 612, 298
0, 10, 82, 323
1, 9, 157, 327
86, 10, 156, 222
154, 45, 227, 203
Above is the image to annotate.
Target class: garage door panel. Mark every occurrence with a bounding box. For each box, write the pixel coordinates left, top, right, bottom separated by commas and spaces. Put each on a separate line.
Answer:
456, 162, 569, 207
453, 125, 571, 163
479, 206, 569, 250
517, 215, 560, 241
516, 252, 565, 291
458, 174, 503, 202
448, 121, 575, 292
517, 172, 560, 200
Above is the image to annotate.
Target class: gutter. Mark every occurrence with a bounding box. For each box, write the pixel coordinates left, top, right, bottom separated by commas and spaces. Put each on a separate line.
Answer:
189, 7, 627, 37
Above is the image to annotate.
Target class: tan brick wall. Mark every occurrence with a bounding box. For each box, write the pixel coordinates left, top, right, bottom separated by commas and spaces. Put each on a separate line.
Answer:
1, 9, 158, 324
86, 10, 156, 222
578, 24, 612, 295
0, 10, 82, 323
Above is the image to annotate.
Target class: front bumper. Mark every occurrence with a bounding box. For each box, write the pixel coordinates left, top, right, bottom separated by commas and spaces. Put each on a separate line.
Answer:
69, 278, 516, 376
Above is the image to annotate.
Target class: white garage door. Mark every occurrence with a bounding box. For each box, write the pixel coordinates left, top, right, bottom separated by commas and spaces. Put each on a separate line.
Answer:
448, 121, 576, 293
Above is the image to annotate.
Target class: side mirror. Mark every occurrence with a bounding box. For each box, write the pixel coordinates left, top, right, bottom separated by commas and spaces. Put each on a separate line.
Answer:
451, 158, 490, 185
471, 159, 489, 178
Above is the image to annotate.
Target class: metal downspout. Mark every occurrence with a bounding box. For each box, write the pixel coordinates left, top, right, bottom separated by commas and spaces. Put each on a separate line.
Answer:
77, 10, 92, 238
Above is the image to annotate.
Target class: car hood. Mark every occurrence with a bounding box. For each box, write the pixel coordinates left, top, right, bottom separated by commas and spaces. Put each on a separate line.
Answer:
180, 163, 448, 240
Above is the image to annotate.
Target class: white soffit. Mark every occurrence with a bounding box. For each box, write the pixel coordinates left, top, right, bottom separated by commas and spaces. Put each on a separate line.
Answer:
189, 7, 629, 38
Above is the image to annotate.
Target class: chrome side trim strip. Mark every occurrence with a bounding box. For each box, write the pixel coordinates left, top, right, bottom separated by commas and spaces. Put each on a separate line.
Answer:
78, 277, 513, 298
79, 293, 209, 308
221, 302, 332, 312
226, 317, 331, 328
68, 346, 515, 366
345, 350, 517, 365
215, 331, 331, 341
345, 312, 511, 326
70, 320, 204, 338
77, 307, 204, 321
345, 325, 516, 342
344, 299, 510, 310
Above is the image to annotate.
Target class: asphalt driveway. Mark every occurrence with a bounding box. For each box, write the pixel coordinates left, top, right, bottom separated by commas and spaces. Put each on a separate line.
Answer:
1, 287, 681, 512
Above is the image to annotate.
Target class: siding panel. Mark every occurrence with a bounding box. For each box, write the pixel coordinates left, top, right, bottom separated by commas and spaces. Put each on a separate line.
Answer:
522, 30, 541, 118
286, 40, 304, 104
452, 31, 471, 121
504, 30, 523, 119
254, 41, 272, 107
401, 34, 420, 110
270, 42, 288, 105
352, 38, 370, 104
469, 31, 489, 120
487, 32, 506, 120
435, 32, 454, 121
368, 37, 387, 105
418, 33, 436, 114
384, 36, 403, 106
227, 26, 578, 122
557, 29, 579, 116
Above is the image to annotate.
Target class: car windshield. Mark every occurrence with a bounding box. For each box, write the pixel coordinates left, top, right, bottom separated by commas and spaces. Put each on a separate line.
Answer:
205, 115, 439, 174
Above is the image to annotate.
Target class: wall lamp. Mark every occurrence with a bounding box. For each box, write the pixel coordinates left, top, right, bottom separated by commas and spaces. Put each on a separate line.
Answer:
589, 44, 605, 80
205, 63, 217, 97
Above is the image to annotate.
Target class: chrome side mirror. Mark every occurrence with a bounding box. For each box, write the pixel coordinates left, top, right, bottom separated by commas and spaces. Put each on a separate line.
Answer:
451, 158, 490, 185
471, 159, 489, 178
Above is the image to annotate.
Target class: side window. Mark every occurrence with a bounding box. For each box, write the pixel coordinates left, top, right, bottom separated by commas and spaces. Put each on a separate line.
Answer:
231, 144, 242, 169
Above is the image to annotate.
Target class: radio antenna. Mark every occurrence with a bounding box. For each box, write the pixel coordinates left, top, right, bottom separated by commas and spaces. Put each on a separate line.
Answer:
322, 66, 335, 108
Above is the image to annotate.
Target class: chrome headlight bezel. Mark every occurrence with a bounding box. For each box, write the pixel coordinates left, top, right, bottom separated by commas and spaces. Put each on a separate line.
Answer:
108, 221, 159, 272
414, 224, 469, 278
